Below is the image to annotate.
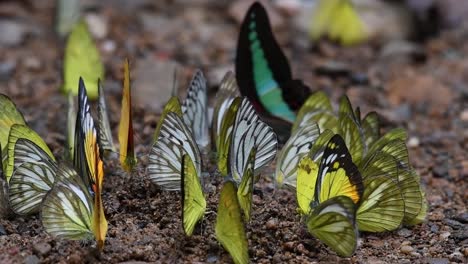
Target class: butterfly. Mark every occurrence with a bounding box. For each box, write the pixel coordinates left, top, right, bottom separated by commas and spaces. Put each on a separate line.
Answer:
363, 128, 425, 225
7, 128, 58, 216
66, 91, 76, 160
275, 123, 320, 188
296, 134, 363, 257
152, 96, 183, 144
62, 21, 104, 99
0, 94, 26, 154
98, 79, 115, 154
181, 154, 205, 236
181, 70, 210, 149
235, 2, 311, 134
118, 59, 137, 172
309, 0, 367, 46
42, 150, 108, 250
74, 78, 100, 188
215, 180, 249, 264
211, 71, 240, 154
148, 111, 201, 192
229, 98, 278, 184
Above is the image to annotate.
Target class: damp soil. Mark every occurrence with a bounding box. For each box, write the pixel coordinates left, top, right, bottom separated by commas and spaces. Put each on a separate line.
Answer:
0, 1, 467, 263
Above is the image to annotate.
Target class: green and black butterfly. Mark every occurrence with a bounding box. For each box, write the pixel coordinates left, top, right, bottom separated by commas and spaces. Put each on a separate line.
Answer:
236, 2, 310, 140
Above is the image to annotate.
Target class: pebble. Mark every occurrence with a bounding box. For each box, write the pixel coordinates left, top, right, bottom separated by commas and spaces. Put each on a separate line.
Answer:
33, 242, 51, 256
397, 228, 412, 237
427, 258, 449, 264
0, 19, 28, 46
0, 225, 6, 236
0, 61, 16, 81
283, 241, 294, 251
400, 245, 414, 254
439, 231, 451, 240
85, 13, 108, 39
266, 218, 278, 230
101, 40, 116, 53
460, 109, 468, 121
23, 56, 42, 71
463, 247, 468, 257
444, 219, 464, 229
407, 137, 420, 148
454, 212, 468, 223
24, 255, 40, 264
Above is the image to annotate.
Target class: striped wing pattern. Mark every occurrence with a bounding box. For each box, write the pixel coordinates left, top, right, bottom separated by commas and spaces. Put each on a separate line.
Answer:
42, 165, 94, 241
211, 71, 240, 150
230, 98, 277, 183
148, 112, 201, 191
307, 195, 358, 257
275, 123, 320, 188
181, 70, 209, 148
98, 81, 115, 152
9, 139, 59, 215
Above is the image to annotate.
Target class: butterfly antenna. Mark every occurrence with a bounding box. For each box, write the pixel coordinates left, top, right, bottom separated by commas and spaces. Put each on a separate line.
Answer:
171, 66, 178, 97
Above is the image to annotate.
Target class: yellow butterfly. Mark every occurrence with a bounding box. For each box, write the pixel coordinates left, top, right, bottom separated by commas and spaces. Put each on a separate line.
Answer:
309, 0, 368, 46
118, 59, 137, 172
215, 180, 249, 264
297, 134, 363, 257
62, 21, 104, 99
181, 154, 205, 236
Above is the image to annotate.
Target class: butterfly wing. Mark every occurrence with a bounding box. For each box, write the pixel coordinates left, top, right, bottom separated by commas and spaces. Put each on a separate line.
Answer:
8, 139, 59, 215
292, 91, 338, 133
151, 96, 182, 144
306, 195, 358, 257
237, 147, 255, 221
230, 98, 277, 183
217, 97, 242, 177
67, 91, 76, 160
211, 71, 240, 151
181, 70, 209, 148
6, 124, 55, 182
236, 2, 298, 122
314, 134, 364, 205
41, 165, 94, 241
74, 79, 99, 187
275, 123, 320, 188
62, 21, 104, 99
357, 152, 405, 232
296, 156, 319, 215
181, 154, 206, 236
215, 181, 249, 264
118, 59, 137, 172
97, 80, 115, 153
148, 112, 201, 191
0, 94, 26, 154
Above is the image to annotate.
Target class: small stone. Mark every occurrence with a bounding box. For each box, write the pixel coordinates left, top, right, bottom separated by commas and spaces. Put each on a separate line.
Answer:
84, 13, 108, 39
266, 218, 278, 230
460, 109, 468, 121
400, 245, 414, 254
33, 242, 51, 256
0, 225, 6, 236
0, 61, 16, 81
427, 258, 449, 264
397, 228, 412, 237
102, 40, 116, 53
410, 252, 421, 258
463, 247, 468, 257
407, 137, 420, 148
439, 231, 451, 240
401, 240, 411, 246
68, 253, 82, 264
449, 251, 464, 262
23, 56, 42, 71
283, 241, 294, 251
444, 219, 464, 229
455, 212, 468, 223
206, 254, 218, 263
24, 255, 40, 264
0, 20, 28, 46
